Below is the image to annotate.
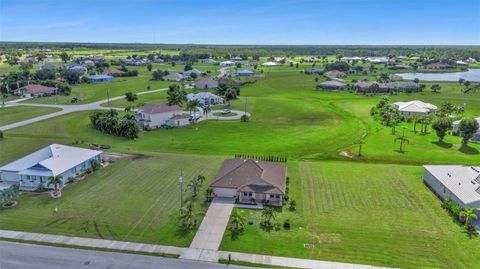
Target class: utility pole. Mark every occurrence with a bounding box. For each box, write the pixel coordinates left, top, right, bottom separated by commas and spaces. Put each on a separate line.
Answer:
55, 83, 58, 104
244, 96, 248, 116
106, 88, 110, 106
179, 169, 184, 209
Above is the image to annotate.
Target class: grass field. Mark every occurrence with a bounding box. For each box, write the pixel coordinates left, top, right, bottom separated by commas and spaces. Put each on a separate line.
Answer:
220, 161, 479, 269
0, 153, 224, 247
0, 106, 61, 126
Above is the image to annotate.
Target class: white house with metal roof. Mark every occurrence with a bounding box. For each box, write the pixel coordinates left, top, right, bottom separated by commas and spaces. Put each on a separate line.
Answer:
391, 100, 437, 115
0, 144, 102, 191
424, 165, 480, 210
452, 117, 480, 143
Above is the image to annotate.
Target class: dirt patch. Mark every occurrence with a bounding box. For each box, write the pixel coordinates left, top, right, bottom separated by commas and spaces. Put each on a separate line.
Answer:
339, 150, 354, 158
101, 152, 147, 162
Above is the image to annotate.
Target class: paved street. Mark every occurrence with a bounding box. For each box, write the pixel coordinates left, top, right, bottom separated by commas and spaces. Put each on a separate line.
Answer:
0, 241, 255, 269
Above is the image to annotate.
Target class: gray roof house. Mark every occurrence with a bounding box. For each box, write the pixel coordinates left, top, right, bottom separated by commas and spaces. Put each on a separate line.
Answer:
235, 69, 258, 77
162, 72, 187, 81
40, 63, 57, 70
210, 158, 287, 206
183, 69, 205, 77
316, 81, 346, 90
186, 92, 224, 106
304, 68, 324, 74
194, 77, 219, 89
64, 63, 87, 74
424, 165, 480, 210
0, 144, 102, 191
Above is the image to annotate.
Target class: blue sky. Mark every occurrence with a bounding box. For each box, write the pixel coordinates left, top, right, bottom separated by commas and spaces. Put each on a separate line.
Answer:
1, 0, 479, 45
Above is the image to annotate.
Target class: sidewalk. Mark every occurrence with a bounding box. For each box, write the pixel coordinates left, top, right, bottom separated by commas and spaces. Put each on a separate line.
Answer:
0, 229, 398, 269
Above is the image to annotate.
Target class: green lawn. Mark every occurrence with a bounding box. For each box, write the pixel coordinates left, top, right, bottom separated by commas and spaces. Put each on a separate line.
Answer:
0, 106, 61, 126
0, 152, 224, 247
220, 161, 479, 269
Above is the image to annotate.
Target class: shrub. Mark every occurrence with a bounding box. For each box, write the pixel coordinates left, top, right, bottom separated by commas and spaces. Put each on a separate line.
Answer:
67, 177, 76, 183
240, 114, 249, 122
90, 159, 101, 171
35, 182, 45, 192
288, 199, 297, 211
283, 219, 291, 229
0, 130, 3, 139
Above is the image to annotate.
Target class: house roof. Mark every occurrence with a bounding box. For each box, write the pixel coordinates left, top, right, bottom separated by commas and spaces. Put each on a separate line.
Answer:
0, 144, 102, 177
210, 158, 287, 194
194, 77, 219, 87
354, 81, 376, 89
183, 69, 205, 76
392, 100, 437, 113
88, 75, 112, 79
162, 72, 185, 80
186, 92, 223, 101
19, 84, 56, 94
425, 165, 480, 206
139, 103, 182, 114
324, 70, 346, 77
317, 81, 346, 88
261, 61, 277, 66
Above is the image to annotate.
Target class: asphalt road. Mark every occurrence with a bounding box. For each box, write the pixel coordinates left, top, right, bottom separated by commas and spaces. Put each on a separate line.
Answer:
0, 241, 258, 269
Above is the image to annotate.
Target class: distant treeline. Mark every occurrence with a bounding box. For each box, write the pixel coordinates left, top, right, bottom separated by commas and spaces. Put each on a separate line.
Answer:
1, 42, 479, 59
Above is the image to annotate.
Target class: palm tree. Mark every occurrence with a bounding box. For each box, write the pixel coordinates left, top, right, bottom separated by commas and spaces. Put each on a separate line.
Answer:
179, 201, 195, 228
261, 207, 276, 226
186, 99, 200, 122
203, 105, 212, 120
205, 188, 214, 202
230, 208, 246, 231
461, 207, 478, 229
394, 127, 410, 153
48, 176, 63, 191
0, 184, 20, 206
196, 175, 206, 185
187, 178, 202, 198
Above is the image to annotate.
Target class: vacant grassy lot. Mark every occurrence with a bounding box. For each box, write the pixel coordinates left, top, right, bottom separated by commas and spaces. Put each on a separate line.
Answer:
220, 161, 479, 269
0, 106, 61, 126
0, 153, 224, 247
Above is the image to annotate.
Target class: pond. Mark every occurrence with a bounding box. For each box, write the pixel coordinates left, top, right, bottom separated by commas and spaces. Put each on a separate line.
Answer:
394, 69, 480, 82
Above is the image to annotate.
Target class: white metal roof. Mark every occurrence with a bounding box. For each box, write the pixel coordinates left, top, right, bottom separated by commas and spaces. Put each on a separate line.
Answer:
0, 144, 102, 177
424, 165, 480, 206
392, 100, 437, 113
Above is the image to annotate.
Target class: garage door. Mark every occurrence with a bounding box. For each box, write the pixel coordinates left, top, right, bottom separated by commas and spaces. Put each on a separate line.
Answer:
213, 187, 237, 198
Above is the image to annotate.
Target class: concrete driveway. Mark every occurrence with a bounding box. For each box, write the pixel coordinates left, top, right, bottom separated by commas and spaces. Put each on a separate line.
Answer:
189, 197, 235, 250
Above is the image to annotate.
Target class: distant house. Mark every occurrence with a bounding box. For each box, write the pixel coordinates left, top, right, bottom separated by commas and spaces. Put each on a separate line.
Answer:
424, 165, 480, 210
389, 64, 410, 70
14, 84, 56, 98
427, 62, 453, 69
391, 100, 437, 115
353, 81, 377, 91
87, 75, 113, 83
235, 69, 258, 77
183, 69, 205, 77
162, 72, 186, 81
453, 117, 480, 143
186, 92, 224, 106
385, 82, 422, 92
64, 63, 87, 74
219, 61, 236, 67
194, 77, 219, 89
200, 58, 216, 64
231, 56, 243, 61
44, 55, 62, 62
456, 60, 469, 66
316, 81, 346, 90
136, 104, 188, 129
365, 57, 388, 64
0, 144, 102, 191
324, 70, 346, 78
82, 60, 95, 67
261, 61, 277, 67
40, 63, 57, 70
210, 158, 287, 206
103, 69, 126, 77
304, 68, 324, 75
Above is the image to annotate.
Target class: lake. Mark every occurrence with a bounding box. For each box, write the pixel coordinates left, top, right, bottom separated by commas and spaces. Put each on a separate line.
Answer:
395, 68, 480, 82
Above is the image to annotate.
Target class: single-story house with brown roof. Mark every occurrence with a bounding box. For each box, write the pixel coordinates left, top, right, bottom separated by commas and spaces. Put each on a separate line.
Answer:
14, 84, 56, 98
427, 62, 453, 69
324, 70, 346, 78
210, 158, 287, 206
194, 77, 219, 89
135, 103, 188, 129
316, 81, 346, 90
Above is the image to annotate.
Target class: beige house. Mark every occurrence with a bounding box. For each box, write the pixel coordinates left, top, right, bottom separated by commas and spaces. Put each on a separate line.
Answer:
136, 104, 189, 129
210, 158, 287, 206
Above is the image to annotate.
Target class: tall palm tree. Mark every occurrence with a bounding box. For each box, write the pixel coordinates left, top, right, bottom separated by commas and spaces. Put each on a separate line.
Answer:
230, 208, 246, 231
461, 207, 478, 229
186, 99, 200, 122
394, 127, 410, 153
261, 207, 276, 226
187, 178, 201, 198
179, 201, 195, 228
48, 176, 63, 191
224, 88, 237, 108
203, 105, 212, 120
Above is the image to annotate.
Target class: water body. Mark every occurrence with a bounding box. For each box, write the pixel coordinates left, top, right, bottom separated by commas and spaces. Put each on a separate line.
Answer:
395, 68, 480, 82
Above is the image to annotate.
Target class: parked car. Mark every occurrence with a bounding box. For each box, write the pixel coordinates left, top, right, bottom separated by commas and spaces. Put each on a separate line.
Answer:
222, 109, 231, 114
189, 113, 201, 121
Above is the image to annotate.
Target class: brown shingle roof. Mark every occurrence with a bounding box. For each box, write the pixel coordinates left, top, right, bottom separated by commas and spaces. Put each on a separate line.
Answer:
210, 158, 287, 194
19, 84, 55, 94
139, 103, 182, 114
